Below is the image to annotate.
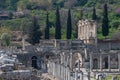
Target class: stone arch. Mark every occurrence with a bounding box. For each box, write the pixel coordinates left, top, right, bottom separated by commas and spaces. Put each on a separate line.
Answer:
31, 56, 37, 69
93, 58, 98, 69
41, 49, 57, 72
72, 52, 83, 68
43, 50, 57, 60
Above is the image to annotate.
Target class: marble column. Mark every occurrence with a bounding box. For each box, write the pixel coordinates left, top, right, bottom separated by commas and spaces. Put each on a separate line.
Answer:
53, 62, 55, 76
48, 61, 50, 74
67, 67, 70, 80
61, 53, 64, 64
55, 63, 57, 77
100, 54, 102, 71
58, 64, 61, 79
63, 52, 65, 65
118, 54, 120, 71
64, 66, 65, 80
78, 60, 80, 71
65, 66, 66, 80
90, 53, 92, 71
84, 48, 87, 60
82, 25, 84, 39
70, 50, 73, 70
62, 65, 64, 80
22, 36, 25, 51
60, 65, 63, 80
108, 55, 111, 71
75, 71, 78, 80
80, 71, 83, 80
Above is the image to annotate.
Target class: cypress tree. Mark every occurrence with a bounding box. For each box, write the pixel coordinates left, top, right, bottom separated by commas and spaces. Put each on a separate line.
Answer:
28, 16, 42, 45
45, 12, 49, 39
102, 4, 109, 37
92, 7, 97, 20
66, 9, 72, 39
80, 9, 83, 20
55, 7, 61, 39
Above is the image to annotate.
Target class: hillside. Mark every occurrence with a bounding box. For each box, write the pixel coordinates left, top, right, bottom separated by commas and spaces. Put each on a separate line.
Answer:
0, 0, 120, 39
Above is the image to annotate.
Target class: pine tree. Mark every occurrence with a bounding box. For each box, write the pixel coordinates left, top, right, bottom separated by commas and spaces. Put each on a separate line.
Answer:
28, 16, 42, 45
55, 7, 61, 39
45, 12, 50, 39
102, 4, 109, 37
66, 9, 72, 39
92, 7, 97, 20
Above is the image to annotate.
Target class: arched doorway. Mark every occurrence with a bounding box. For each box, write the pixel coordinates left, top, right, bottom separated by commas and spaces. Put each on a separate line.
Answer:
31, 56, 37, 69
104, 57, 108, 69
93, 58, 98, 69
73, 52, 83, 68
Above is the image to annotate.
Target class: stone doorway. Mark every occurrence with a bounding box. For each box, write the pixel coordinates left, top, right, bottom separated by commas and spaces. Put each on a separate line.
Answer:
93, 58, 98, 69
104, 57, 108, 69
31, 56, 37, 69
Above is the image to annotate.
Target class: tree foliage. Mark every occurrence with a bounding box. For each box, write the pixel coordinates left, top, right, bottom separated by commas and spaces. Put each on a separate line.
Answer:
66, 9, 72, 39
1, 33, 11, 46
55, 7, 61, 39
45, 12, 50, 39
28, 16, 42, 45
92, 7, 97, 20
102, 4, 109, 37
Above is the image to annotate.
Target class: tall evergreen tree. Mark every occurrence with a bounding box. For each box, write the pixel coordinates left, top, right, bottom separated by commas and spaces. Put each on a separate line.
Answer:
45, 12, 50, 39
80, 9, 83, 20
66, 9, 72, 39
28, 16, 42, 45
102, 4, 109, 37
92, 7, 97, 20
55, 7, 61, 39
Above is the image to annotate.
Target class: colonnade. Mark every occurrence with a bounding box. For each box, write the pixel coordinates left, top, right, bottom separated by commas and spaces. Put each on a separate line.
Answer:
90, 53, 120, 72
48, 61, 83, 80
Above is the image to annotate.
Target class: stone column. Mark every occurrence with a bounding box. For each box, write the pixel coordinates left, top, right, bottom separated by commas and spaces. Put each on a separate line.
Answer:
62, 65, 64, 80
82, 25, 84, 39
48, 61, 50, 74
55, 63, 57, 77
84, 21, 86, 40
78, 60, 80, 71
90, 53, 92, 71
118, 54, 120, 71
108, 55, 111, 71
55, 63, 57, 78
64, 66, 67, 80
60, 65, 62, 80
53, 62, 55, 76
54, 39, 57, 47
80, 25, 82, 39
61, 53, 64, 64
63, 66, 65, 80
75, 71, 78, 80
67, 67, 70, 80
80, 71, 83, 80
58, 64, 60, 79
22, 36, 25, 50
100, 54, 102, 71
70, 50, 73, 70
67, 56, 69, 67
84, 48, 87, 60
88, 70, 91, 80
